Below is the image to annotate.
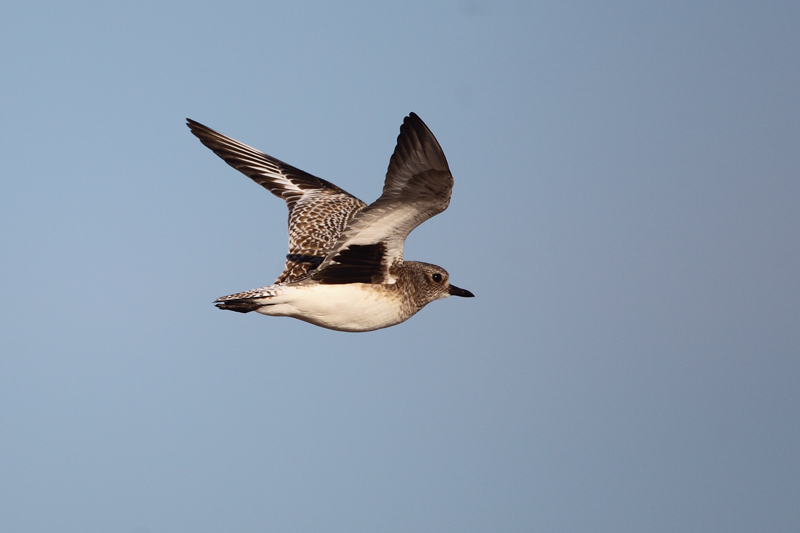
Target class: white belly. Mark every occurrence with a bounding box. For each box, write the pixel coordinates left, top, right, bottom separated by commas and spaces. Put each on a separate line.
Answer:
254, 283, 406, 332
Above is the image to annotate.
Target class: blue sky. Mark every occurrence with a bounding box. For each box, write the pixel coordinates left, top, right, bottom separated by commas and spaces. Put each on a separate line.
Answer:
2, 1, 799, 531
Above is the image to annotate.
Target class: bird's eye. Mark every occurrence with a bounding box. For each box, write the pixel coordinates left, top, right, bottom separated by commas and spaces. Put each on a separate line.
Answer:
432, 273, 443, 283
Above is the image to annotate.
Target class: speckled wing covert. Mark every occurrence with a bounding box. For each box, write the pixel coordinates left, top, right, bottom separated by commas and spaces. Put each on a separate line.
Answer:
187, 119, 367, 283
312, 113, 453, 285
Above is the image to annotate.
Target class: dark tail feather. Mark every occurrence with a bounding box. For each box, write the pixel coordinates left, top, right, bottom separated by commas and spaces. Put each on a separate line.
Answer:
214, 299, 264, 313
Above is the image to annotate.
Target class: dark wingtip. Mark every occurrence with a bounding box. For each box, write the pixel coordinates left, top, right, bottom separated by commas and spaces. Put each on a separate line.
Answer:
404, 112, 425, 130
186, 118, 209, 135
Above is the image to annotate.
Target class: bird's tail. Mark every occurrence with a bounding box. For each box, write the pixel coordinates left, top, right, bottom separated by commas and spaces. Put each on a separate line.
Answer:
214, 285, 284, 313
214, 299, 262, 313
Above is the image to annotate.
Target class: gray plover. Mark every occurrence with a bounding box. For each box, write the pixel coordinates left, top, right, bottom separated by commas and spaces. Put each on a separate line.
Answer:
188, 113, 473, 332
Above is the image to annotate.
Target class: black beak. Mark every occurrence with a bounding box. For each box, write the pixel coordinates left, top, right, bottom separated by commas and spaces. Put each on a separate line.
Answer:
448, 284, 474, 297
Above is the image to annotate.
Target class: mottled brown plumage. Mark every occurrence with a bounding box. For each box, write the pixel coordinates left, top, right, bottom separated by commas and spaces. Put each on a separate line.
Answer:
187, 119, 366, 283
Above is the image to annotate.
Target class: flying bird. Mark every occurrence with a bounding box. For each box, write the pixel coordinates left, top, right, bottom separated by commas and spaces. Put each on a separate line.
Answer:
187, 113, 473, 332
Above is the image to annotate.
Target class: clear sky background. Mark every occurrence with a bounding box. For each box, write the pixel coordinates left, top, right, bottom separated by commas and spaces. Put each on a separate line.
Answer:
2, 1, 799, 531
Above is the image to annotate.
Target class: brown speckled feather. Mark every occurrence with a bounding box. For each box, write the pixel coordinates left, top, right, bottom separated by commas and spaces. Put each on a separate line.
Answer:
187, 119, 366, 283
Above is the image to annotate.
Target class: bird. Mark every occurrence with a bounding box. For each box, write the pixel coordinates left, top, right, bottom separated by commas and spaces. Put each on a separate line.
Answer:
187, 112, 473, 332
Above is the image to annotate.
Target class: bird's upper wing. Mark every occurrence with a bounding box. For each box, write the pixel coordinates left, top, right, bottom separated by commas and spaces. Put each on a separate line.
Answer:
312, 113, 453, 285
187, 119, 367, 283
